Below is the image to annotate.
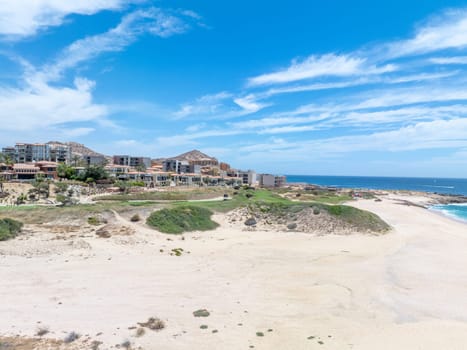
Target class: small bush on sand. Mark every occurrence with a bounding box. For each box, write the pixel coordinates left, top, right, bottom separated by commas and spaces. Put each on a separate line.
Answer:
91, 340, 102, 350
256, 332, 264, 337
193, 309, 210, 317
121, 340, 131, 350
146, 206, 218, 234
35, 326, 49, 337
135, 328, 145, 337
130, 214, 141, 222
138, 317, 165, 331
87, 216, 101, 226
0, 218, 23, 241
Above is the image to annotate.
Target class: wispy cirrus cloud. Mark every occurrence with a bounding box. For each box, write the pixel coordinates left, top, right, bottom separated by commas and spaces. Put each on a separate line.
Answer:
386, 8, 467, 58
0, 5, 200, 140
430, 56, 467, 64
33, 7, 199, 83
0, 0, 137, 40
248, 54, 396, 86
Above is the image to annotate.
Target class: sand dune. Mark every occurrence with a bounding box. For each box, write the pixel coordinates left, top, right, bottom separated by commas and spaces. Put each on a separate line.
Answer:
1, 194, 467, 349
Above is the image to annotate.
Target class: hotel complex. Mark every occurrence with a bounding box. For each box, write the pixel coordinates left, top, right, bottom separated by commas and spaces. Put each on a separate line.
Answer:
0, 142, 285, 188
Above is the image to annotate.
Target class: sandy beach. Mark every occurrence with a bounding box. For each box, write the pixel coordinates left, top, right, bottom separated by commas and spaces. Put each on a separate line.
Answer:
1, 193, 467, 349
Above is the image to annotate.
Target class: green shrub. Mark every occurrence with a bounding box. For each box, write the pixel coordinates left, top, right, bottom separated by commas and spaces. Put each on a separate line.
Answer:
146, 206, 218, 234
87, 216, 101, 225
0, 218, 23, 241
130, 214, 141, 222
193, 309, 210, 317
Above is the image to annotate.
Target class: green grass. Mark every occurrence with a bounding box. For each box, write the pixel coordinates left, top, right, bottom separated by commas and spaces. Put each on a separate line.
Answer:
146, 206, 219, 234
322, 203, 390, 232
173, 189, 291, 213
97, 188, 228, 202
307, 194, 353, 204
0, 218, 23, 241
0, 202, 159, 224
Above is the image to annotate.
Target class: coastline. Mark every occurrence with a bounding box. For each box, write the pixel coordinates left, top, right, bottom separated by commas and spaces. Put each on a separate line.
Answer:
2, 190, 467, 349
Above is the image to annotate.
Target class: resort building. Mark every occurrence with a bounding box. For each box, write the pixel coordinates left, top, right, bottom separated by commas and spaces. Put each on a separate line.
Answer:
48, 143, 71, 163
238, 170, 258, 186
162, 159, 191, 174
259, 174, 287, 188
84, 155, 107, 166
13, 163, 40, 180
2, 142, 72, 164
113, 155, 151, 169
105, 165, 131, 178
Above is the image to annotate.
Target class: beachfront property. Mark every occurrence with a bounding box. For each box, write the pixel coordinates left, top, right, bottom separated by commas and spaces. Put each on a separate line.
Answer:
84, 155, 107, 166
259, 174, 287, 188
237, 170, 258, 186
2, 142, 72, 164
0, 145, 267, 188
9, 162, 58, 181
163, 159, 191, 174
113, 155, 152, 169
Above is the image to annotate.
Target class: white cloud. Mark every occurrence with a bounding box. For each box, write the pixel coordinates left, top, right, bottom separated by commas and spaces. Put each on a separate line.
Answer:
233, 94, 268, 113
430, 56, 467, 64
0, 77, 106, 131
0, 0, 133, 39
258, 125, 317, 134
0, 6, 199, 141
174, 92, 233, 118
248, 54, 396, 86
33, 7, 197, 82
388, 9, 467, 58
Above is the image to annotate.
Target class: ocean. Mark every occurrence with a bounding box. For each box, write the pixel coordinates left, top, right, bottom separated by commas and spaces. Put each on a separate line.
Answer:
286, 175, 467, 223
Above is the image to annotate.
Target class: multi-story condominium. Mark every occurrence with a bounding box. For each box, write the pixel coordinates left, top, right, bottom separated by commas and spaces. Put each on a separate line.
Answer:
113, 155, 151, 169
4, 142, 72, 163
14, 143, 50, 163
259, 174, 287, 188
162, 159, 191, 174
48, 143, 71, 163
238, 170, 257, 186
84, 155, 107, 166
1, 147, 15, 162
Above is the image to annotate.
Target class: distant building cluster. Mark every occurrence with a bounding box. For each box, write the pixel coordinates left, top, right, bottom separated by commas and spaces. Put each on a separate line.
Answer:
0, 142, 286, 187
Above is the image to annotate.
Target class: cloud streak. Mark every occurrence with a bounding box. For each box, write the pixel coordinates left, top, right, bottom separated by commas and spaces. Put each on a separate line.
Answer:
0, 0, 135, 39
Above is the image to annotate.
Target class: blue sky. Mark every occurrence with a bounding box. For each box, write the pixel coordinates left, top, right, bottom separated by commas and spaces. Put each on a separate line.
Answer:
1, 1, 467, 177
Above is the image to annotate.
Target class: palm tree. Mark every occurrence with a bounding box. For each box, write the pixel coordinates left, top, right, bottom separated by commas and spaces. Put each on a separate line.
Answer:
72, 155, 81, 166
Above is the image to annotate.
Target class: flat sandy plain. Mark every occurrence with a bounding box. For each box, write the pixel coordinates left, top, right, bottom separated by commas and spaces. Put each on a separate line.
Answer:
1, 193, 467, 349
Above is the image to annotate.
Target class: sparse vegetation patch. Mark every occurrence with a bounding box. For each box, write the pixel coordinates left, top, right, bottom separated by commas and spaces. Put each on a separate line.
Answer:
137, 317, 166, 331
0, 218, 23, 241
193, 309, 210, 317
146, 206, 218, 234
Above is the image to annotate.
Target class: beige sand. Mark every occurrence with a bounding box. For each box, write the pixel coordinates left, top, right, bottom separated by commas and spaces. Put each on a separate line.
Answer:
1, 195, 467, 349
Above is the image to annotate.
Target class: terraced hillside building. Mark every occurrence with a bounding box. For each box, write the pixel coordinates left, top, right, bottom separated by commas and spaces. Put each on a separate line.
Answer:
2, 142, 71, 163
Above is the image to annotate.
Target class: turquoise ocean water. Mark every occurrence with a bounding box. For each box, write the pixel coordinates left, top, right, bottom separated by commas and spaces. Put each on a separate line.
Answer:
286, 175, 467, 223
